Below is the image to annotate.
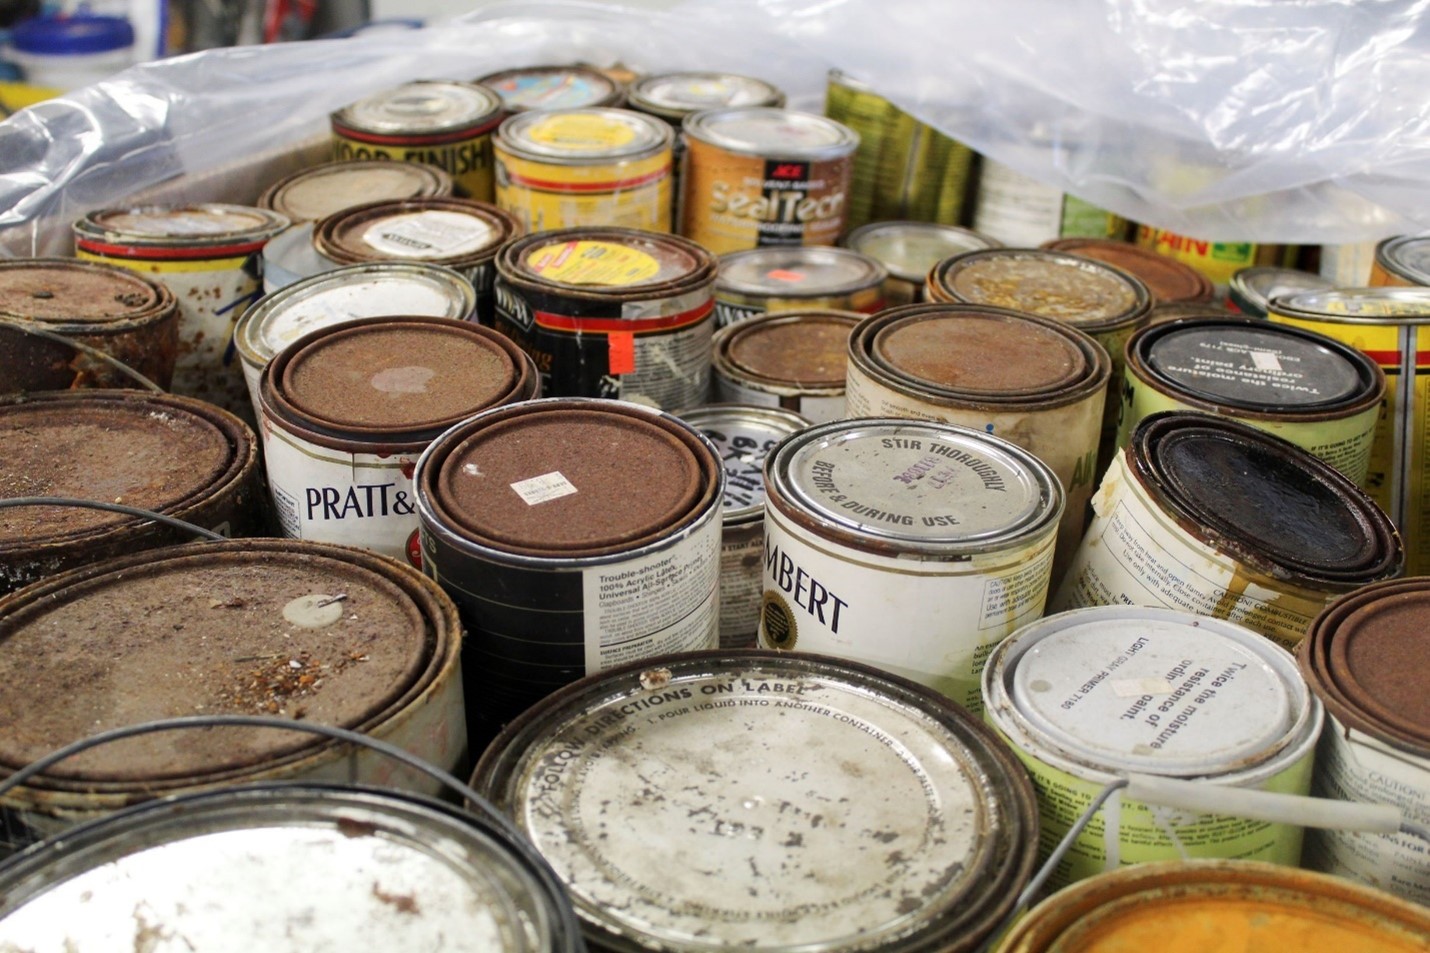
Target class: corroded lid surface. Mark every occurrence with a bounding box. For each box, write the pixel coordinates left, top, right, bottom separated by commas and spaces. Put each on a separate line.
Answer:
939, 249, 1148, 329
77, 204, 289, 246
1043, 238, 1213, 304
0, 259, 164, 323
718, 246, 885, 297
721, 311, 857, 385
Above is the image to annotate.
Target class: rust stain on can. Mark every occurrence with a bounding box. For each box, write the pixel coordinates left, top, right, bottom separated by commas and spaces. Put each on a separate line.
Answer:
712, 309, 858, 423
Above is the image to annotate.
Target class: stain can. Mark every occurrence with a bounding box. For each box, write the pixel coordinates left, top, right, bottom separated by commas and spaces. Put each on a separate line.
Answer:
842, 220, 1000, 306
1267, 288, 1430, 575
0, 785, 583, 952
0, 538, 465, 839
713, 245, 886, 328
710, 309, 859, 423
259, 316, 537, 567
759, 418, 1063, 710
993, 860, 1430, 953
311, 197, 520, 324
493, 227, 716, 409
680, 106, 858, 255
472, 650, 1039, 953
1369, 234, 1430, 287
415, 397, 723, 737
236, 262, 476, 417
0, 257, 178, 392
1118, 317, 1384, 486
0, 389, 260, 594
259, 159, 454, 223
845, 303, 1109, 583
1298, 577, 1430, 905
476, 63, 625, 113
493, 107, 673, 233
1135, 225, 1298, 292
677, 404, 811, 649
73, 204, 290, 420
983, 606, 1322, 889
1321, 240, 1380, 286
330, 80, 504, 202
973, 156, 1132, 246
1042, 237, 1214, 306
261, 221, 340, 293
1054, 412, 1403, 649
1226, 265, 1331, 318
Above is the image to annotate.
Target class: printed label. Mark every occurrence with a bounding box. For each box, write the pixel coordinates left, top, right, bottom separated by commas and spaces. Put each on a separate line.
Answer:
362, 210, 495, 258
718, 523, 764, 649
495, 148, 672, 233
510, 471, 579, 506
526, 112, 637, 150
1136, 226, 1262, 288
526, 240, 661, 286
332, 134, 495, 202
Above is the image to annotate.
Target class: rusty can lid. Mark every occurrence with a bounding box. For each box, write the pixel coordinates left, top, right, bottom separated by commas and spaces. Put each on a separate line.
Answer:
472, 650, 1038, 952
1227, 266, 1332, 318
717, 246, 886, 299
74, 204, 290, 251
0, 258, 168, 325
477, 64, 622, 112
418, 398, 719, 560
684, 106, 859, 160
259, 160, 454, 223
717, 310, 858, 388
1374, 235, 1430, 286
332, 80, 503, 136
1131, 412, 1403, 582
627, 71, 785, 121
844, 221, 1000, 284
502, 227, 710, 292
497, 107, 671, 163
934, 248, 1151, 332
315, 198, 518, 267
677, 404, 811, 523
1043, 238, 1215, 304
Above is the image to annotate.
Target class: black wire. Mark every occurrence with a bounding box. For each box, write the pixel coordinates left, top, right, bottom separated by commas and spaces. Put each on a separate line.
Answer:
0, 496, 227, 541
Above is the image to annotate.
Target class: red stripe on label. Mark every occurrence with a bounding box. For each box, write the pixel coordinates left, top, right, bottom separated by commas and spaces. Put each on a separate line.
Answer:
76, 239, 268, 260
504, 166, 668, 194
534, 299, 713, 333
1358, 349, 1430, 368
608, 332, 636, 375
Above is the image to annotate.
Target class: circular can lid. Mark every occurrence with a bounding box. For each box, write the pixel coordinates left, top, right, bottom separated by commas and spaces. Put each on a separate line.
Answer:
498, 107, 670, 161
1271, 287, 1430, 323
75, 204, 290, 250
627, 71, 785, 120
10, 14, 134, 55
0, 787, 566, 953
477, 64, 621, 112
938, 249, 1149, 331
844, 221, 1000, 284
717, 245, 885, 298
684, 106, 859, 160
260, 160, 453, 223
992, 607, 1311, 776
238, 262, 475, 368
770, 418, 1063, 553
316, 199, 516, 266
332, 80, 503, 136
1376, 234, 1430, 285
0, 543, 431, 783
0, 258, 165, 324
676, 404, 811, 522
508, 229, 706, 291
1138, 319, 1371, 411
1227, 266, 1332, 318
719, 310, 858, 387
473, 651, 1037, 952
1042, 238, 1214, 305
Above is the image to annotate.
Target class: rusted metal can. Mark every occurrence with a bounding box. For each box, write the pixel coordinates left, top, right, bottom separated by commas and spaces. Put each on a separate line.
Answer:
0, 389, 259, 594
845, 303, 1109, 583
476, 63, 625, 113
993, 860, 1430, 953
973, 156, 1131, 247
677, 404, 811, 649
311, 197, 519, 324
0, 257, 178, 392
681, 106, 858, 255
1370, 234, 1430, 287
759, 418, 1063, 711
1227, 265, 1331, 318
73, 204, 290, 419
472, 650, 1040, 953
259, 159, 454, 224
493, 107, 673, 234
843, 220, 999, 306
1134, 225, 1298, 292
711, 309, 858, 423
0, 785, 583, 952
415, 397, 723, 738
1267, 288, 1430, 575
493, 227, 716, 409
330, 80, 504, 202
984, 606, 1322, 889
713, 245, 886, 328
0, 538, 465, 840
1054, 412, 1403, 649
1119, 317, 1384, 486
1298, 577, 1430, 905
1043, 237, 1214, 306
259, 316, 537, 568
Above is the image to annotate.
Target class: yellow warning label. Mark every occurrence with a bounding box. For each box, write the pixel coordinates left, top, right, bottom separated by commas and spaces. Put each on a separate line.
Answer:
527, 240, 660, 286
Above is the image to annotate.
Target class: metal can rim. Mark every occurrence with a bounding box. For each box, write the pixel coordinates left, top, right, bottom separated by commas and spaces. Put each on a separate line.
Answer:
0, 257, 177, 331
331, 79, 504, 138
716, 245, 887, 299
73, 204, 291, 252
312, 197, 520, 269
712, 309, 859, 392
495, 107, 672, 164
683, 106, 859, 160
1269, 286, 1430, 326
844, 221, 1000, 284
626, 70, 785, 122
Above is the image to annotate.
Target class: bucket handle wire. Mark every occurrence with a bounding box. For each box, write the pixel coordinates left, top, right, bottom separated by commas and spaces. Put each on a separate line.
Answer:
0, 497, 228, 541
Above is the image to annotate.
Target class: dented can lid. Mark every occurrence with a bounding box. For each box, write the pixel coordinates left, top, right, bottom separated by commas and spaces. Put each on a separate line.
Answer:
717, 246, 886, 300
332, 80, 504, 137
844, 221, 999, 284
1227, 266, 1332, 318
73, 204, 290, 253
477, 64, 623, 112
1042, 237, 1214, 305
0, 258, 171, 326
716, 310, 858, 388
932, 248, 1151, 333
627, 71, 785, 121
1374, 235, 1430, 286
677, 404, 811, 524
259, 160, 454, 223
472, 650, 1039, 952
314, 198, 519, 269
496, 107, 671, 163
684, 106, 859, 160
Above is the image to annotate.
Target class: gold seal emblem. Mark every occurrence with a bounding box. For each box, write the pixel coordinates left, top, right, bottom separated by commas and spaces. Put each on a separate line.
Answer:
759, 590, 798, 650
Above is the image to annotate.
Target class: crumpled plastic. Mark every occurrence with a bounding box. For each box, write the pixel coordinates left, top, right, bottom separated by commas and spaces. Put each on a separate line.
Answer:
2, 0, 1427, 257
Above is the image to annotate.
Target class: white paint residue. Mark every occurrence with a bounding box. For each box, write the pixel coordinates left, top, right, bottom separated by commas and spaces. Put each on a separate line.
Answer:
510, 471, 578, 505
369, 365, 435, 394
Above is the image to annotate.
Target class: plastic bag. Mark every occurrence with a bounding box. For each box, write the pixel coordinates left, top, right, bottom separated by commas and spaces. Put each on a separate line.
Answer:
2, 0, 1427, 257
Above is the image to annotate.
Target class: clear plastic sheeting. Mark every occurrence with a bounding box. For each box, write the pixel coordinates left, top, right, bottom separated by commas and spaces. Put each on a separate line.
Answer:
2, 0, 1428, 256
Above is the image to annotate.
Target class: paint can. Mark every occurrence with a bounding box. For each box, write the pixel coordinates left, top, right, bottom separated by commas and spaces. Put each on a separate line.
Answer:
311, 197, 519, 325
710, 309, 858, 423
0, 257, 178, 392
759, 417, 1063, 711
1298, 576, 1430, 905
713, 245, 886, 328
1054, 412, 1403, 649
493, 227, 716, 409
330, 80, 504, 202
236, 262, 476, 418
627, 70, 784, 122
842, 220, 999, 306
0, 389, 259, 594
476, 63, 625, 113
415, 397, 723, 737
992, 860, 1430, 953
1042, 237, 1214, 306
0, 537, 464, 839
493, 107, 673, 234
258, 316, 537, 567
1321, 240, 1379, 286
983, 606, 1322, 889
259, 159, 454, 224
1226, 265, 1331, 318
73, 204, 290, 420
844, 303, 1109, 582
676, 404, 811, 649
1267, 288, 1430, 575
472, 650, 1039, 953
1134, 225, 1298, 293
1369, 234, 1430, 287
973, 156, 1131, 247
1148, 300, 1236, 324
680, 106, 858, 255
261, 221, 339, 293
